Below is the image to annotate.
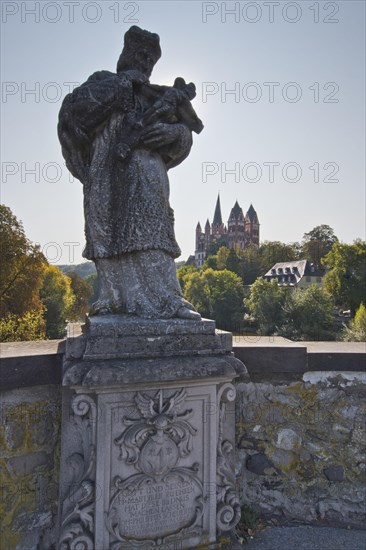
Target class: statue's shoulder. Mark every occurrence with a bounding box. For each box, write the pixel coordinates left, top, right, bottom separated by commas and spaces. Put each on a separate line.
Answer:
85, 70, 117, 83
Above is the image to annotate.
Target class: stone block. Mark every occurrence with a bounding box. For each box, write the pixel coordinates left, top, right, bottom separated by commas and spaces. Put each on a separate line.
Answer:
246, 453, 274, 475
323, 465, 345, 482
7, 451, 53, 476
82, 316, 232, 360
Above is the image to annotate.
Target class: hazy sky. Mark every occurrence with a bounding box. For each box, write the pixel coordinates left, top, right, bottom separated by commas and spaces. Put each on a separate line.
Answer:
1, 0, 365, 265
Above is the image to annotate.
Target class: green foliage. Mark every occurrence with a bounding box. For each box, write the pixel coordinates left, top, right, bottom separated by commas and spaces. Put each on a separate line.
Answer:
176, 265, 198, 293
58, 261, 96, 277
236, 505, 261, 544
322, 240, 366, 314
207, 236, 229, 256
0, 204, 46, 317
282, 285, 334, 341
216, 246, 230, 270
184, 268, 245, 331
0, 309, 46, 342
246, 279, 289, 335
203, 255, 218, 270
342, 303, 366, 342
67, 271, 93, 320
259, 241, 300, 275
200, 242, 301, 285
40, 265, 74, 339
246, 280, 334, 340
302, 224, 338, 265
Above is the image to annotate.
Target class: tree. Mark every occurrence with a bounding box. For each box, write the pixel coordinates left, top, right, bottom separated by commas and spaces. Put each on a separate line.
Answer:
226, 247, 240, 275
203, 255, 218, 270
246, 280, 334, 340
302, 224, 338, 265
176, 265, 198, 293
282, 285, 334, 341
322, 240, 366, 315
342, 303, 366, 342
0, 204, 46, 317
184, 268, 245, 331
216, 246, 230, 270
245, 279, 288, 335
240, 245, 262, 285
40, 265, 74, 339
0, 309, 46, 342
259, 241, 299, 275
67, 271, 93, 321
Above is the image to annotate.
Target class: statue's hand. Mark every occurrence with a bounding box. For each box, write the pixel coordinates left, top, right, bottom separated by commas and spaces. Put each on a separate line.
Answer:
141, 123, 180, 149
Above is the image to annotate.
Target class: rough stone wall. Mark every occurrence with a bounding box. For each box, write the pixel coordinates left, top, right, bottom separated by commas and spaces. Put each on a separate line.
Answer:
0, 385, 61, 550
235, 372, 366, 528
1, 344, 365, 549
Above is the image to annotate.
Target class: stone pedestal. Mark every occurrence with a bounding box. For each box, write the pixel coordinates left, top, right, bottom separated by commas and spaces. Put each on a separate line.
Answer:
58, 316, 246, 549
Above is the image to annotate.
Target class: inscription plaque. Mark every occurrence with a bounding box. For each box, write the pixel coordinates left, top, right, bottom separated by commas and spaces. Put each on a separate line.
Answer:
108, 471, 203, 543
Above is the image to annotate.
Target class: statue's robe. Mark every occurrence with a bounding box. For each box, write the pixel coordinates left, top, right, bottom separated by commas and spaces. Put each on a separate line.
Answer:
58, 70, 200, 318
58, 70, 194, 260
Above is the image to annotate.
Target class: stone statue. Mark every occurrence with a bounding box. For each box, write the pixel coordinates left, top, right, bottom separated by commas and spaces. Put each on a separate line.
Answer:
58, 26, 203, 320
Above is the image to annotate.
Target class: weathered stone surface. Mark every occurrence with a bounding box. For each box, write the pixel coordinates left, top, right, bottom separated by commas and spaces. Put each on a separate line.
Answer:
7, 451, 53, 476
63, 354, 243, 387
323, 465, 345, 482
59, 376, 242, 548
275, 428, 302, 452
0, 386, 61, 550
82, 316, 232, 360
58, 301, 244, 549
246, 453, 274, 475
58, 25, 203, 320
236, 371, 366, 528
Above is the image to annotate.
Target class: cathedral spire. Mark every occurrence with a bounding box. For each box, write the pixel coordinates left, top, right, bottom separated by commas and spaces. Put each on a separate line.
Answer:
212, 194, 223, 226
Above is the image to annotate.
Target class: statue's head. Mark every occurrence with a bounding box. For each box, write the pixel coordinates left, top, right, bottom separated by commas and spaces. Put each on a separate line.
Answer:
117, 26, 161, 78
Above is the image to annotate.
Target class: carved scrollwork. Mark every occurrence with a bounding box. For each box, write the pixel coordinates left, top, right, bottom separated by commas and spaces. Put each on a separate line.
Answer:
59, 394, 97, 550
216, 383, 240, 532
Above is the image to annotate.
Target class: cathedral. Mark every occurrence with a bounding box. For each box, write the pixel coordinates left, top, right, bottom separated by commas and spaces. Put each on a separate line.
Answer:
194, 195, 260, 267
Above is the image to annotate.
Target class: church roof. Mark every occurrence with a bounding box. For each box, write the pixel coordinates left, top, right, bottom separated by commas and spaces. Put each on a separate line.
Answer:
246, 204, 259, 223
229, 200, 244, 221
212, 194, 223, 226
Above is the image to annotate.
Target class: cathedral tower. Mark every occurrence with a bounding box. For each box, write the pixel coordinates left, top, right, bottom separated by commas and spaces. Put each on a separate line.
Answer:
244, 204, 260, 247
227, 200, 245, 250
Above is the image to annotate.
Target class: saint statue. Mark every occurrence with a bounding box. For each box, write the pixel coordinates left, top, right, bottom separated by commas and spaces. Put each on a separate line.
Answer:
58, 26, 203, 320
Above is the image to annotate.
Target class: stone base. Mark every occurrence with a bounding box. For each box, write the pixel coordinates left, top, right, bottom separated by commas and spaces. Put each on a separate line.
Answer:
58, 316, 247, 550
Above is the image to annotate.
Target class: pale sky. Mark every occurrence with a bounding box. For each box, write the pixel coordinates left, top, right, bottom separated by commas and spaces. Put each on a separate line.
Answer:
1, 1, 365, 265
